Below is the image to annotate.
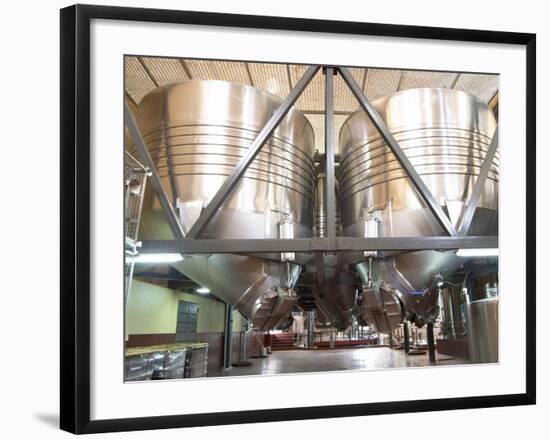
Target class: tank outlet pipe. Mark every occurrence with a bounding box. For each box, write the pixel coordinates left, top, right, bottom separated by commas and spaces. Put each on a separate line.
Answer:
278, 216, 295, 262
364, 213, 380, 258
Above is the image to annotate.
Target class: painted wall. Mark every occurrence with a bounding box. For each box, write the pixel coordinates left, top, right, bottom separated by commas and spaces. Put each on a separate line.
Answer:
126, 279, 246, 336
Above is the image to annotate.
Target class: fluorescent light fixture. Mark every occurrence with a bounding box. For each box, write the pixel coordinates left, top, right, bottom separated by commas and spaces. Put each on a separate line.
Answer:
133, 253, 183, 263
196, 287, 210, 294
456, 248, 499, 257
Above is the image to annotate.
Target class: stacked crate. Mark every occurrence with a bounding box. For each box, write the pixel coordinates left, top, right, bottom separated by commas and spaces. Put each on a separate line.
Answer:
185, 346, 208, 378
125, 352, 165, 381
125, 343, 208, 381
163, 348, 188, 379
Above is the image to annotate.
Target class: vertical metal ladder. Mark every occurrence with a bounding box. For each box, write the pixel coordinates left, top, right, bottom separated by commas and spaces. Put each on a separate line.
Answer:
124, 151, 150, 303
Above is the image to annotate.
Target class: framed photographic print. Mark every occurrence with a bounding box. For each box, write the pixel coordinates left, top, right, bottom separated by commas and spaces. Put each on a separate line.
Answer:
60, 4, 536, 434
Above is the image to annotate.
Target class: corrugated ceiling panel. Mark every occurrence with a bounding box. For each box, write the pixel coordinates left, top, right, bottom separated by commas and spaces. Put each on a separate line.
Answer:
185, 60, 250, 85
334, 68, 365, 112
399, 70, 457, 91
140, 57, 189, 86
290, 65, 324, 112
125, 56, 156, 103
124, 58, 499, 127
247, 62, 290, 99
363, 69, 401, 101
453, 73, 499, 102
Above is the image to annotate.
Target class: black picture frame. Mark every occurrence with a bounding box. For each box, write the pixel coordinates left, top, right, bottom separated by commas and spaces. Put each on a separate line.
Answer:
60, 4, 536, 434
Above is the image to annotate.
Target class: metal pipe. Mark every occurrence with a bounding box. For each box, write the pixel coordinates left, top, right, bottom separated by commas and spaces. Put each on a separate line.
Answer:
124, 101, 185, 239
427, 322, 436, 363
324, 67, 336, 238
223, 304, 233, 369
186, 65, 321, 239
458, 129, 499, 236
403, 321, 410, 354
337, 67, 457, 237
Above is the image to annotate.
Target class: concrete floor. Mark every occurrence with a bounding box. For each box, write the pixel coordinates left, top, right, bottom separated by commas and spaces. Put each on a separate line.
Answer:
215, 347, 469, 377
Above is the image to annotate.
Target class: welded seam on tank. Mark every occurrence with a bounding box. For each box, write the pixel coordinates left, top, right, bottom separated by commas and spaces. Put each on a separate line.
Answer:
152, 171, 317, 202
153, 166, 317, 200
150, 142, 317, 180
339, 134, 499, 167
340, 171, 500, 202
339, 128, 495, 165
156, 172, 315, 200
150, 151, 317, 194
339, 171, 499, 203
138, 121, 315, 159
339, 147, 500, 180
340, 154, 500, 186
149, 144, 315, 183
154, 158, 317, 190
141, 127, 316, 169
154, 154, 316, 189
341, 164, 500, 196
339, 146, 500, 176
151, 149, 316, 182
340, 144, 499, 173
141, 131, 316, 178
339, 152, 500, 189
339, 126, 494, 156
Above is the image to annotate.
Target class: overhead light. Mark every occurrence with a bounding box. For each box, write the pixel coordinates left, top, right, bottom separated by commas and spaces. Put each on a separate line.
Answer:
132, 253, 183, 263
196, 287, 210, 294
456, 248, 499, 257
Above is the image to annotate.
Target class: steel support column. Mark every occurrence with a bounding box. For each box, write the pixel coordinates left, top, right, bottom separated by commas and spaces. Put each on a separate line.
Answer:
124, 101, 185, 239
403, 321, 410, 354
185, 65, 321, 239
427, 322, 436, 363
338, 67, 457, 237
458, 129, 499, 236
223, 304, 233, 369
324, 67, 336, 238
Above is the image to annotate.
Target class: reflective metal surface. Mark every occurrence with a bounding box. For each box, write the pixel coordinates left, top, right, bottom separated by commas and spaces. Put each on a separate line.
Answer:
339, 88, 498, 324
356, 261, 402, 333
136, 80, 315, 329
467, 298, 499, 363
439, 284, 466, 338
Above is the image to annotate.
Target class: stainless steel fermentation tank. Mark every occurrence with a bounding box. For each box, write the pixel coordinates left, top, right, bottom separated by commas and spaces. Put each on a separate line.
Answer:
134, 80, 498, 338
339, 88, 498, 330
135, 79, 316, 330
466, 272, 499, 362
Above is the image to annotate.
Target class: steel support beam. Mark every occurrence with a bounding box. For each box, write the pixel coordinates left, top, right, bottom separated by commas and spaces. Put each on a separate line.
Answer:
338, 67, 457, 237
403, 321, 410, 354
223, 304, 233, 369
458, 129, 499, 236
186, 65, 321, 239
140, 235, 498, 254
124, 101, 185, 239
427, 322, 436, 363
324, 67, 336, 238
